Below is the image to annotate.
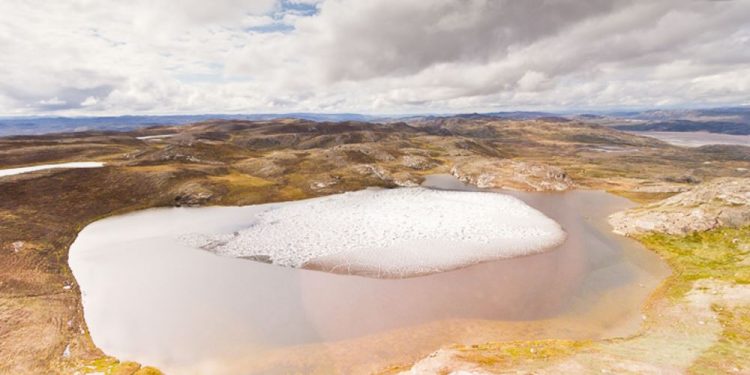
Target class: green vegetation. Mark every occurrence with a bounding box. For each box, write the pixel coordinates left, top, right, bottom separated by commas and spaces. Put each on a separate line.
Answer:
640, 226, 750, 373
688, 305, 750, 374
79, 357, 163, 375
638, 226, 750, 300
454, 339, 591, 368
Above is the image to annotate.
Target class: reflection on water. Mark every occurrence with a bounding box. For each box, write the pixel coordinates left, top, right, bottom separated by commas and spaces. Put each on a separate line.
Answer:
69, 175, 669, 374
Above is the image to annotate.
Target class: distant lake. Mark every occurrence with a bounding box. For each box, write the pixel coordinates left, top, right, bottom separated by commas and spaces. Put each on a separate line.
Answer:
630, 131, 750, 147
69, 175, 669, 374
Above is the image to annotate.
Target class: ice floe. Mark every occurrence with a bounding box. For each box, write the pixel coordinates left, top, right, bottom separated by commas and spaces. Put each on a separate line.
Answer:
182, 187, 566, 276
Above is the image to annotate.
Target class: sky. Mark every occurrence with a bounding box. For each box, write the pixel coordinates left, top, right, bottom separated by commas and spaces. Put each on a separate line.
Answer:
0, 0, 749, 116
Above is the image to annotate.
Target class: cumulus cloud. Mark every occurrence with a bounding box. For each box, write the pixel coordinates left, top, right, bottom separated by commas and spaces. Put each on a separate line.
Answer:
0, 0, 748, 115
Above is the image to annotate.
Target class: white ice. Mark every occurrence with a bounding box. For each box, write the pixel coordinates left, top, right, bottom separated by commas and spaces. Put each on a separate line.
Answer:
0, 162, 104, 178
182, 188, 566, 276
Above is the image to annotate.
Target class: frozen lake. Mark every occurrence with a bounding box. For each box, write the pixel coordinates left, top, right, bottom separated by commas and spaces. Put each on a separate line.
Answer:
69, 175, 669, 374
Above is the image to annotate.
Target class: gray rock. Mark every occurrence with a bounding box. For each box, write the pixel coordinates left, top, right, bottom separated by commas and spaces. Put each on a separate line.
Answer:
609, 178, 750, 236
450, 158, 574, 191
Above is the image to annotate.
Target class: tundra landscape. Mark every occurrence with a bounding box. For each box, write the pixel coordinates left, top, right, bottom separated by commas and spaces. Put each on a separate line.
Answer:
2, 0, 750, 374
1, 116, 749, 373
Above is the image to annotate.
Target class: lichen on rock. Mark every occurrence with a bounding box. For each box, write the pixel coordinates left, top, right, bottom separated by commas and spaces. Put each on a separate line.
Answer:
609, 177, 750, 236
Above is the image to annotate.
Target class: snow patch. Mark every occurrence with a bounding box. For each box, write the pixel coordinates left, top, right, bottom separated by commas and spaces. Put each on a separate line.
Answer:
0, 162, 104, 178
136, 134, 177, 140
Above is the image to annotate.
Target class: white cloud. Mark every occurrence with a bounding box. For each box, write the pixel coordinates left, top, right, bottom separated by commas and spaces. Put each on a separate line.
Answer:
39, 97, 66, 106
0, 0, 748, 115
80, 96, 99, 107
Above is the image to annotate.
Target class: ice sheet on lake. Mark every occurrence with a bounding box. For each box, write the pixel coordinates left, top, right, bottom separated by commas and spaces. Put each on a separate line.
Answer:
181, 188, 566, 276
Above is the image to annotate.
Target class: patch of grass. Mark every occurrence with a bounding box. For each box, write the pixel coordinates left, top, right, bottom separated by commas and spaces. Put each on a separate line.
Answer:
208, 171, 279, 204
124, 164, 181, 173
208, 171, 275, 189
277, 185, 308, 201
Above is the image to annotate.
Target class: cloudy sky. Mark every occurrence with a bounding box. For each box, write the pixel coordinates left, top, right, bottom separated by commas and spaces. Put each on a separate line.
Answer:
0, 0, 749, 116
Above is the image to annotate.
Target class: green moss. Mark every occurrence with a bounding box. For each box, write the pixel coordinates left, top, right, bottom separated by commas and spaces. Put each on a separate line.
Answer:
110, 361, 143, 375
79, 357, 122, 374
688, 305, 750, 374
637, 227, 750, 372
638, 226, 750, 300
79, 357, 164, 375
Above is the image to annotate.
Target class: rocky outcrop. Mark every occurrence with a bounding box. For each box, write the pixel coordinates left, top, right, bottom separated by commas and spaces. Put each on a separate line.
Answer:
171, 182, 213, 207
351, 164, 421, 187
354, 164, 392, 181
609, 178, 750, 236
234, 151, 300, 178
392, 171, 421, 187
401, 155, 437, 170
326, 144, 396, 164
309, 175, 341, 191
450, 158, 574, 191
632, 183, 690, 194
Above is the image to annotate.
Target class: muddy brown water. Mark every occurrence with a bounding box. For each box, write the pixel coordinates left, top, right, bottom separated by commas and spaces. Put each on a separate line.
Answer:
69, 175, 669, 374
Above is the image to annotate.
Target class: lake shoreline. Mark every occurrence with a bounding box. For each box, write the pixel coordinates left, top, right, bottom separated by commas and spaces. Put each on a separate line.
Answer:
73, 176, 668, 370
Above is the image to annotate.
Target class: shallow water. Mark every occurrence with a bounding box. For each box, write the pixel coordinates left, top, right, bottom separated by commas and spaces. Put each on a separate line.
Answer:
69, 175, 669, 374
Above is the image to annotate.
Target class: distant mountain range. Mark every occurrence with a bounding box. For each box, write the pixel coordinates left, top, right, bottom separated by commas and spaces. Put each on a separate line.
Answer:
606, 107, 750, 135
611, 120, 750, 135
0, 113, 380, 137
1, 107, 748, 137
